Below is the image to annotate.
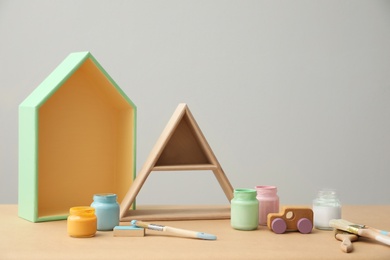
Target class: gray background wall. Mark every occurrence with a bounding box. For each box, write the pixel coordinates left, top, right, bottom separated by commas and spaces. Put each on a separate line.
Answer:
1, 0, 389, 206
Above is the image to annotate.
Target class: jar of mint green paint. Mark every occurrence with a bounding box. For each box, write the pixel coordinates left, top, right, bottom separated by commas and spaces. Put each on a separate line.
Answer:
231, 188, 259, 230
90, 193, 119, 231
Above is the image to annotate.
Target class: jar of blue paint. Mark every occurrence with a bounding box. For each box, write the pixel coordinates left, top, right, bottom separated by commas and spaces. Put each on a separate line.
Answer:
91, 193, 119, 231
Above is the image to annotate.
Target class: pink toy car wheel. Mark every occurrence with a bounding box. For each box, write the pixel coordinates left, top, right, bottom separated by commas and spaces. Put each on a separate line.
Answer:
297, 218, 313, 234
271, 218, 287, 234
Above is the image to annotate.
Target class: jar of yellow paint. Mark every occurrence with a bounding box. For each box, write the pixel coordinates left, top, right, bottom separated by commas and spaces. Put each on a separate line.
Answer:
67, 206, 97, 238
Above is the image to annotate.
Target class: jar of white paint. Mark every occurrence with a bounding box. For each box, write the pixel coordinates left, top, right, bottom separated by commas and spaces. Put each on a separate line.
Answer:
312, 189, 341, 230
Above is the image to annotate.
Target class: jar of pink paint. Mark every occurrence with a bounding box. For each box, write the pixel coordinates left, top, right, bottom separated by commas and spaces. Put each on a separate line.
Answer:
255, 185, 280, 225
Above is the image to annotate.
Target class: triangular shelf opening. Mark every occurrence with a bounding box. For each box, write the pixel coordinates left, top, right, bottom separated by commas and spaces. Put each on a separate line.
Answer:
119, 103, 234, 221
156, 115, 210, 166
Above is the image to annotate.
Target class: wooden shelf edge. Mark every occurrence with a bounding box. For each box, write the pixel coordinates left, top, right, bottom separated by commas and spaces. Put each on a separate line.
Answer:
120, 205, 230, 222
152, 164, 218, 171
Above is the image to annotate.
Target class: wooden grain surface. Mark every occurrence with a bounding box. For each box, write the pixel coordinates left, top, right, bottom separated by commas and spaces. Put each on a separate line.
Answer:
1, 205, 390, 260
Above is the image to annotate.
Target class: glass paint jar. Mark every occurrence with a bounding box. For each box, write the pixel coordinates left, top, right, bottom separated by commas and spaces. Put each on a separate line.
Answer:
91, 193, 120, 231
255, 185, 279, 225
231, 188, 259, 231
313, 189, 342, 230
67, 206, 97, 238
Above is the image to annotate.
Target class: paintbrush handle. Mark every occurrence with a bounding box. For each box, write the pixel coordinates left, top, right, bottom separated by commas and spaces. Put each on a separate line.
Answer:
163, 226, 216, 240
164, 226, 198, 238
359, 229, 390, 246
368, 226, 390, 236
335, 233, 357, 253
131, 220, 217, 240
164, 226, 195, 237
340, 238, 353, 253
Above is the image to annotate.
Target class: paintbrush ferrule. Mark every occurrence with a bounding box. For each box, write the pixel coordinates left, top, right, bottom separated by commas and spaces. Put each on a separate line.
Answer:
146, 223, 164, 231
346, 225, 360, 234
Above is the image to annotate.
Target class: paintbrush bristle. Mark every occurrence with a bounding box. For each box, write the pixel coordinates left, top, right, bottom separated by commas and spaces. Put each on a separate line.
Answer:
329, 219, 359, 234
131, 220, 149, 228
329, 219, 354, 229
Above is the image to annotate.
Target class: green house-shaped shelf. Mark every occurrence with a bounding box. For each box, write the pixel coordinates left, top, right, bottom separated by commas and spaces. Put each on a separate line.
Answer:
19, 52, 136, 222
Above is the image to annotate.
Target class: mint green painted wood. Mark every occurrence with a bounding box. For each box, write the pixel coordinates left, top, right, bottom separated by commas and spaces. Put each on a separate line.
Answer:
18, 108, 38, 221
18, 52, 137, 222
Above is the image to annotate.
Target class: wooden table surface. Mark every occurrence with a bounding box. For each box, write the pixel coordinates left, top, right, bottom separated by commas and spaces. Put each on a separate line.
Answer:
0, 205, 389, 259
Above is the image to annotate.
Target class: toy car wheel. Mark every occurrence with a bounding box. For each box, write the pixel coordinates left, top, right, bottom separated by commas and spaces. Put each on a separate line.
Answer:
271, 218, 287, 234
297, 218, 313, 234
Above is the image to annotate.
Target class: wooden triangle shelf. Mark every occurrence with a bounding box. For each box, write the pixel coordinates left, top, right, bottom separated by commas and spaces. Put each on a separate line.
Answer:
119, 103, 234, 221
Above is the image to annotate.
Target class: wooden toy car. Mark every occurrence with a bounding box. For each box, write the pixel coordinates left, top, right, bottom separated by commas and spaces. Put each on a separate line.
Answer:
267, 206, 313, 234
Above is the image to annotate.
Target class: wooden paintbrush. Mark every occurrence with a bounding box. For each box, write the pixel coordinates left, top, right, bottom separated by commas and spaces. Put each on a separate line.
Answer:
131, 220, 217, 240
329, 219, 390, 246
